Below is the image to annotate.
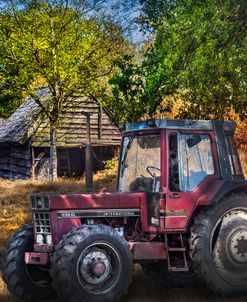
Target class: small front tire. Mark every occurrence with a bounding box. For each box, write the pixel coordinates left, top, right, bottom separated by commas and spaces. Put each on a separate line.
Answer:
51, 225, 132, 302
3, 224, 56, 301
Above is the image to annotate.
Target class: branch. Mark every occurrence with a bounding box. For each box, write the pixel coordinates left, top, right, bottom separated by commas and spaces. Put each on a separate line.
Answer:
29, 91, 51, 120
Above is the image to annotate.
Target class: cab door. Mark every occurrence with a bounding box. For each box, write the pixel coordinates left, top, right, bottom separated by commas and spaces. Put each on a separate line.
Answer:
163, 130, 217, 231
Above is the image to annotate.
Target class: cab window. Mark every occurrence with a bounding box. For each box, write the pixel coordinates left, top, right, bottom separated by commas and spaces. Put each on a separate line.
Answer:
169, 133, 215, 192
179, 133, 214, 192
118, 134, 161, 192
225, 135, 243, 175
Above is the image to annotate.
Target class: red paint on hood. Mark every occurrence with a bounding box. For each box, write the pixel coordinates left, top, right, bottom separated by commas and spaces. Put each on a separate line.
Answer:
49, 192, 145, 210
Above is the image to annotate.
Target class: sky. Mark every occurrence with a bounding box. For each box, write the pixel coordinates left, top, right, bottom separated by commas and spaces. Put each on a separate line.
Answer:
92, 0, 148, 44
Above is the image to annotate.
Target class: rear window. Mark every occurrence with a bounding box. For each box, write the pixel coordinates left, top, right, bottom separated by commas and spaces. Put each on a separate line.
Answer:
225, 134, 243, 175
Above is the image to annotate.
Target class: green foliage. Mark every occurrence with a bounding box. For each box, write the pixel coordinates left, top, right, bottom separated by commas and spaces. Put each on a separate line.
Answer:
139, 0, 171, 28
0, 95, 22, 118
108, 49, 170, 122
111, 0, 247, 120
109, 55, 147, 122
0, 32, 33, 117
0, 0, 129, 122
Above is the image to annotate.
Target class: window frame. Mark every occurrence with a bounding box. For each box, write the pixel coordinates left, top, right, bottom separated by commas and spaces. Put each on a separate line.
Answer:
168, 131, 216, 193
225, 132, 243, 176
117, 130, 162, 192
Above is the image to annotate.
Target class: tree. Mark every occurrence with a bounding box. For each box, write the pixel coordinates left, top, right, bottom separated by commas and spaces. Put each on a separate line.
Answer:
110, 0, 247, 121
0, 0, 129, 180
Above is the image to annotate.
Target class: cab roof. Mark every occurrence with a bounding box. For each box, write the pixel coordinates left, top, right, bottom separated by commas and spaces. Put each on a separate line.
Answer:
120, 119, 235, 132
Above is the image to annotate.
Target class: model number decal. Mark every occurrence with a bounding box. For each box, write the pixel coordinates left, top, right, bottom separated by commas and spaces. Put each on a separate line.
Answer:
58, 209, 140, 219
59, 212, 77, 218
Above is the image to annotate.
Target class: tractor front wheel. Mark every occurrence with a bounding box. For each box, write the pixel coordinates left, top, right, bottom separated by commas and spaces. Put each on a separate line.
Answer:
51, 225, 132, 302
190, 193, 247, 296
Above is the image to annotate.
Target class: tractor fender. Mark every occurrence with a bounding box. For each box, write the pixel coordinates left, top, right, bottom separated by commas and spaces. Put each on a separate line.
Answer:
188, 180, 247, 231
208, 180, 247, 205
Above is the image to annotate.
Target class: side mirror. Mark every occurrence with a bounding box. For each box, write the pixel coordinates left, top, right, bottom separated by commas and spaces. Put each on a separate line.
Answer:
186, 134, 201, 148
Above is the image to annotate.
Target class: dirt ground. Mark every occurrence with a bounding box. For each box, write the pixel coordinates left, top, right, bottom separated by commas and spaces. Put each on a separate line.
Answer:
1, 259, 247, 302
0, 176, 247, 302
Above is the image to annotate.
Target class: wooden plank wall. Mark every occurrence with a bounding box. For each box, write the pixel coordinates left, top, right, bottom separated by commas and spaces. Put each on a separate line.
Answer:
0, 143, 30, 179
32, 98, 121, 147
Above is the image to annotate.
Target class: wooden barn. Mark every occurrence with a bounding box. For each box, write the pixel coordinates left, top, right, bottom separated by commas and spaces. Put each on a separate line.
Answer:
0, 91, 121, 179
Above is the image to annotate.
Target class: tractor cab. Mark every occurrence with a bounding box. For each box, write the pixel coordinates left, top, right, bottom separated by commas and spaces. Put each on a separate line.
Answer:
118, 119, 245, 230
118, 119, 244, 194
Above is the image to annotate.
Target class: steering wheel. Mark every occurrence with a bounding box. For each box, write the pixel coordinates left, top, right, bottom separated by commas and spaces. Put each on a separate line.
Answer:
146, 166, 160, 178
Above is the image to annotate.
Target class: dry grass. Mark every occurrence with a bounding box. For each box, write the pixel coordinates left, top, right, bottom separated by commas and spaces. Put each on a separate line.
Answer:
239, 151, 247, 177
0, 156, 247, 301
0, 174, 117, 247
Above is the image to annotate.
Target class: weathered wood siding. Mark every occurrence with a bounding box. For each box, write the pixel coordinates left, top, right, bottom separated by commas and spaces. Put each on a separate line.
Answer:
0, 143, 30, 179
32, 98, 121, 147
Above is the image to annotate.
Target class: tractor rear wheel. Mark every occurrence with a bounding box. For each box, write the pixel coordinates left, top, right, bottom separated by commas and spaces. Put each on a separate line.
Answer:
142, 261, 197, 288
3, 224, 56, 301
190, 193, 247, 296
51, 225, 132, 302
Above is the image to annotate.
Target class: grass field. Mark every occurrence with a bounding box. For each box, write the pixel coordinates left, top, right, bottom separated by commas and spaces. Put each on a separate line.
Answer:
0, 156, 246, 302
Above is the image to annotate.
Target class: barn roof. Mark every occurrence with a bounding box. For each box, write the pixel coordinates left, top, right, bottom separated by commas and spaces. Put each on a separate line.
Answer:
0, 88, 49, 144
0, 88, 121, 146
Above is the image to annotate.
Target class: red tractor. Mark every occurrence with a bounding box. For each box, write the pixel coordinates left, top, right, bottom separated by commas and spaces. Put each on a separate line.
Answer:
3, 119, 247, 302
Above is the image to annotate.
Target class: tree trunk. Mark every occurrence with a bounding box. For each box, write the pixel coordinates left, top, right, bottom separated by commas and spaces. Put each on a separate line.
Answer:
50, 125, 58, 181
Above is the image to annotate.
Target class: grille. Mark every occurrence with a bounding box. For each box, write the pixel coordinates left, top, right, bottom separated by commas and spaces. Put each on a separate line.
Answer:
34, 212, 51, 243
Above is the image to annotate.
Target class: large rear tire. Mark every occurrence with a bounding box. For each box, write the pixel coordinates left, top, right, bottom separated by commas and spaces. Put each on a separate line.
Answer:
142, 261, 197, 288
190, 193, 247, 296
3, 224, 56, 301
51, 225, 132, 302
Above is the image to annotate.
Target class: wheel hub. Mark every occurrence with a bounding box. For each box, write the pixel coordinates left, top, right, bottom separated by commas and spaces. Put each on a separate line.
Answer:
91, 261, 106, 277
80, 249, 111, 285
229, 229, 247, 264
237, 239, 247, 254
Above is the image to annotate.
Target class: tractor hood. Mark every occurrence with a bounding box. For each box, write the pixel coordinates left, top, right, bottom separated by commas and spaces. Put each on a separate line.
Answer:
31, 192, 145, 211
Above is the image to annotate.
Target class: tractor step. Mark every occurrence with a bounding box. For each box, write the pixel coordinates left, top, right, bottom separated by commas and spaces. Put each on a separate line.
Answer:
169, 267, 189, 272
167, 247, 186, 252
165, 233, 189, 271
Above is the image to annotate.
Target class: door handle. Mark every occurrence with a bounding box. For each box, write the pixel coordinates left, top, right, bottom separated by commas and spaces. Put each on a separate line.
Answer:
169, 193, 181, 199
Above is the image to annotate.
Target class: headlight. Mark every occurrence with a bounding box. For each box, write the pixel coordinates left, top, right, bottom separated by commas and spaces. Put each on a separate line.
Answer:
46, 234, 52, 245
31, 195, 50, 210
36, 234, 44, 244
